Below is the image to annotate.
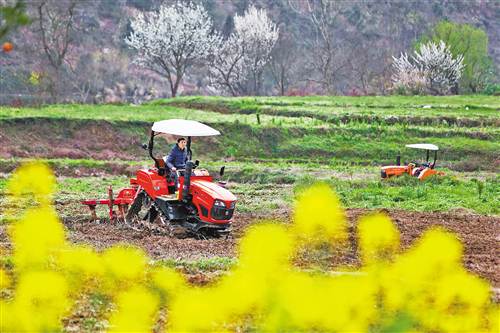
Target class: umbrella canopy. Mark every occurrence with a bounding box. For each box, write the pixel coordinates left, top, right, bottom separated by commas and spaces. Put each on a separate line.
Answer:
405, 143, 439, 151
152, 119, 220, 137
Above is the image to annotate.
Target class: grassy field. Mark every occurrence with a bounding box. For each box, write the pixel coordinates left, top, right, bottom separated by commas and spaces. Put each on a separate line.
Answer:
0, 95, 498, 218
1, 97, 498, 170
1, 95, 499, 331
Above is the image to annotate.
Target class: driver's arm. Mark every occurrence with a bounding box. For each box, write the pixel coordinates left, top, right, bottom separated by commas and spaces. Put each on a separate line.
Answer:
166, 149, 175, 170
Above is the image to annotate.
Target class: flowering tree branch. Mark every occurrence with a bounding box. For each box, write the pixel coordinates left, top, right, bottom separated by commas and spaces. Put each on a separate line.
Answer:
125, 3, 219, 97
392, 41, 464, 95
209, 6, 278, 96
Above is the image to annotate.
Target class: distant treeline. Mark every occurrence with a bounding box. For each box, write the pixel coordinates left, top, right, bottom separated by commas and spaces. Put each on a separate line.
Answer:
0, 0, 498, 105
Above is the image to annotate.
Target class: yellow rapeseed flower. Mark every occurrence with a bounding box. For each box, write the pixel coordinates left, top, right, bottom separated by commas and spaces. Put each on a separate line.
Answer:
152, 266, 187, 297
0, 269, 10, 289
3, 162, 498, 332
292, 183, 347, 244
7, 162, 56, 206
57, 245, 104, 289
101, 245, 148, 291
108, 285, 159, 333
5, 270, 70, 332
358, 212, 400, 265
10, 206, 65, 272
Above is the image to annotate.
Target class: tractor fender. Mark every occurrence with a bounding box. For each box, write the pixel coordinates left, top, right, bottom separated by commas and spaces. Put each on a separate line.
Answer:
418, 168, 437, 181
135, 168, 170, 199
381, 165, 408, 178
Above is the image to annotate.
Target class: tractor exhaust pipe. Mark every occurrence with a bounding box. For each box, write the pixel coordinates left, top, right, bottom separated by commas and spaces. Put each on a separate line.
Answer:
182, 160, 194, 202
396, 154, 401, 166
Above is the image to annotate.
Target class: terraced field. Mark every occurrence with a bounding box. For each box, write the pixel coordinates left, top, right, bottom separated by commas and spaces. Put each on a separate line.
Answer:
0, 96, 499, 287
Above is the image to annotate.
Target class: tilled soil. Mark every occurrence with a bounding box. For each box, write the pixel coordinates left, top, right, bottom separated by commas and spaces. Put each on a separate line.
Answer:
58, 209, 499, 287
63, 212, 265, 260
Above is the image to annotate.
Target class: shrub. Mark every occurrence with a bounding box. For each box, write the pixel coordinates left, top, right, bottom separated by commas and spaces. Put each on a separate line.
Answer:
482, 83, 500, 96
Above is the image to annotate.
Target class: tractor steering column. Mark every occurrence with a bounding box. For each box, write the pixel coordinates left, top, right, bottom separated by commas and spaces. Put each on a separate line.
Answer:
182, 160, 194, 202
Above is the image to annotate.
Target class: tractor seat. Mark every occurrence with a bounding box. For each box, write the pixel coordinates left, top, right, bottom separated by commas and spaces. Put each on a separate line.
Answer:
155, 158, 168, 176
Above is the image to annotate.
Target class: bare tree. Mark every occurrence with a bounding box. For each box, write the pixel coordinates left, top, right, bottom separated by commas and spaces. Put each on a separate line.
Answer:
36, 0, 77, 102
209, 35, 247, 96
209, 5, 278, 96
289, 0, 348, 94
347, 40, 393, 95
269, 30, 298, 96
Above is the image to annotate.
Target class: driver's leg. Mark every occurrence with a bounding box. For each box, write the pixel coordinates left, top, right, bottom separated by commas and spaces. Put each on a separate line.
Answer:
173, 170, 180, 191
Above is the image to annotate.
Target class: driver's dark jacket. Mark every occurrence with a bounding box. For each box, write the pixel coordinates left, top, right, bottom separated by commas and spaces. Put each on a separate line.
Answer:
165, 144, 187, 170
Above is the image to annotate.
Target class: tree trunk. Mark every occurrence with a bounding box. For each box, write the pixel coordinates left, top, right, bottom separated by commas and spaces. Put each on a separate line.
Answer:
171, 68, 184, 98
280, 66, 285, 96
49, 68, 60, 103
170, 84, 177, 98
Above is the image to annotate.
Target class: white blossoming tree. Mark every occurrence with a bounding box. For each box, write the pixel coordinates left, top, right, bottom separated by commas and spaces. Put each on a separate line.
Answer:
209, 6, 279, 96
415, 41, 464, 94
392, 41, 464, 95
392, 53, 427, 95
125, 3, 219, 97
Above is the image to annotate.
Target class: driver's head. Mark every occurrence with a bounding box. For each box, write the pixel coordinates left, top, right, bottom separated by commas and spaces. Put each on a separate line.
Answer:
177, 137, 187, 150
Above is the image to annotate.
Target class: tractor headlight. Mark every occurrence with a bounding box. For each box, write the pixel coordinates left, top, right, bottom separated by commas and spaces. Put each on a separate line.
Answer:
214, 200, 226, 207
229, 201, 236, 209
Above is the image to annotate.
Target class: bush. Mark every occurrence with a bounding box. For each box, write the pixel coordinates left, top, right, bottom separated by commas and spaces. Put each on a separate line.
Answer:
482, 83, 500, 96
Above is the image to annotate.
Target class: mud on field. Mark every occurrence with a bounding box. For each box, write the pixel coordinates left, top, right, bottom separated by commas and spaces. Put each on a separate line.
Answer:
57, 209, 500, 288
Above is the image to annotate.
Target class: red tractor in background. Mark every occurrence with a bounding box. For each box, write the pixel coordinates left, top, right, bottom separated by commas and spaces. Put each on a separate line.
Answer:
82, 119, 237, 237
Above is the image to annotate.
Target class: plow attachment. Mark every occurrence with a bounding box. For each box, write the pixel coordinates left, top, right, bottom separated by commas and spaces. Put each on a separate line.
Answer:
81, 179, 138, 222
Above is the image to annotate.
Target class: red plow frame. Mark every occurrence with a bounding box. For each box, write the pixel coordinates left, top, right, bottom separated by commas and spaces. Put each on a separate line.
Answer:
81, 179, 138, 222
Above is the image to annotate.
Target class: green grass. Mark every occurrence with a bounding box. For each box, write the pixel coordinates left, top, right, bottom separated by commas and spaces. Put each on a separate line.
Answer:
1, 95, 498, 217
153, 94, 500, 109
295, 174, 500, 215
1, 95, 498, 171
0, 104, 323, 128
1, 156, 498, 217
156, 257, 237, 274
157, 95, 500, 121
214, 124, 498, 170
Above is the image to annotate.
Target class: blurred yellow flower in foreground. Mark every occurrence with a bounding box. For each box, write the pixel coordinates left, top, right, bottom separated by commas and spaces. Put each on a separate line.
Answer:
1, 162, 497, 332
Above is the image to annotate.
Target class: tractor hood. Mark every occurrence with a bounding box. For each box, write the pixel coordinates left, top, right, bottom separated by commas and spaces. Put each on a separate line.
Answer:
191, 179, 236, 202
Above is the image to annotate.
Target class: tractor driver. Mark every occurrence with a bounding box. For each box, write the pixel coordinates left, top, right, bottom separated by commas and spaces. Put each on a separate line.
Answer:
165, 137, 188, 172
164, 137, 188, 189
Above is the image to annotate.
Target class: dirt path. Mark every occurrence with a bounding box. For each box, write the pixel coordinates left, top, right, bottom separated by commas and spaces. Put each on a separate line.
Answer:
58, 209, 499, 287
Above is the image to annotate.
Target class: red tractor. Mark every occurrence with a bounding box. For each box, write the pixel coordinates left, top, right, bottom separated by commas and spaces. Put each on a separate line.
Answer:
82, 119, 237, 237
